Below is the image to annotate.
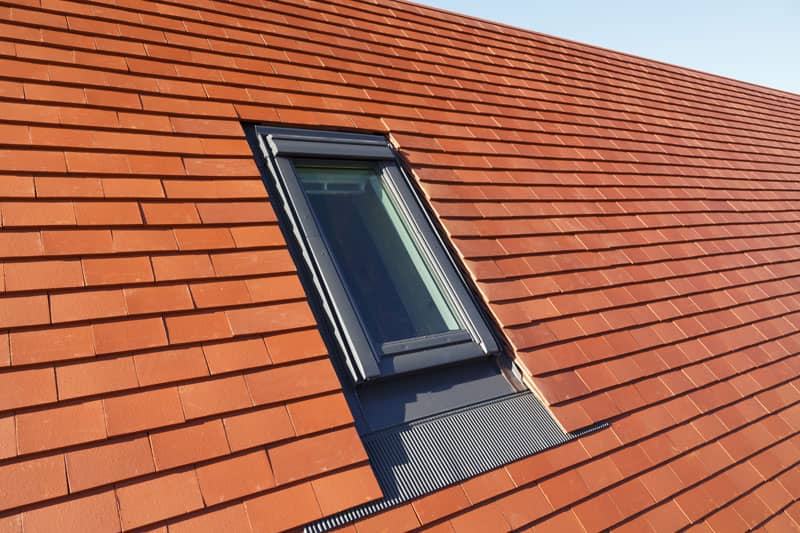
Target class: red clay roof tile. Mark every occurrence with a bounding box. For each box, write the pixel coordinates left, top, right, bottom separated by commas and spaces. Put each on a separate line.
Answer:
0, 0, 798, 529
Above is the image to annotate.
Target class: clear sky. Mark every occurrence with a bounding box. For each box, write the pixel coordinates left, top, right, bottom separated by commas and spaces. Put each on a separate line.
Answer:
417, 0, 799, 95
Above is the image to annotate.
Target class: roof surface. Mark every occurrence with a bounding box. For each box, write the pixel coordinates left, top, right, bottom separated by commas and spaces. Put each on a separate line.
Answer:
0, 0, 799, 531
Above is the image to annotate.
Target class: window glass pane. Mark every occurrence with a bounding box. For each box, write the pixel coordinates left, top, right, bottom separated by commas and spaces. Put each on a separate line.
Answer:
294, 162, 460, 346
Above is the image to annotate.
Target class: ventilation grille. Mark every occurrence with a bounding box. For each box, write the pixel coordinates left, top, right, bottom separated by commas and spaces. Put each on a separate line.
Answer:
306, 393, 604, 532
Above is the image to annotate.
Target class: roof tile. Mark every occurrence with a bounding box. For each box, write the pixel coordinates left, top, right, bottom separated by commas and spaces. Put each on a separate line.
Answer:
10, 324, 94, 365
150, 419, 230, 471
103, 387, 185, 436
93, 317, 167, 355
115, 470, 204, 531
21, 491, 121, 533
222, 405, 295, 452
0, 454, 67, 512
168, 503, 253, 533
65, 436, 155, 492
178, 374, 252, 419
268, 427, 368, 485
244, 483, 323, 533
55, 356, 137, 400
4, 259, 84, 291
0, 368, 56, 411
82, 256, 154, 286
152, 253, 214, 282
16, 399, 106, 454
311, 465, 383, 515
201, 338, 270, 374
166, 311, 232, 344
196, 450, 275, 505
286, 393, 353, 436
133, 346, 209, 387
50, 289, 126, 323
245, 358, 339, 405
352, 505, 420, 533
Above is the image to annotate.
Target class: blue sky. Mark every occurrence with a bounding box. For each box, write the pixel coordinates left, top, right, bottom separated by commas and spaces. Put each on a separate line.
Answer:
418, 0, 799, 95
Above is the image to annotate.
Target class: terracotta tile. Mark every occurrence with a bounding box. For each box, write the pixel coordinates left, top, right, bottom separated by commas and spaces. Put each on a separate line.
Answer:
150, 419, 230, 470
178, 375, 252, 419
55, 356, 137, 399
461, 468, 515, 504
21, 490, 120, 533
0, 230, 43, 258
116, 470, 204, 530
10, 324, 95, 364
244, 483, 323, 532
245, 359, 340, 405
190, 279, 252, 308
42, 229, 113, 255
449, 503, 512, 533
124, 284, 194, 315
112, 229, 177, 252
74, 201, 142, 225
0, 175, 34, 198
223, 405, 295, 451
93, 317, 168, 354
0, 294, 49, 328
263, 329, 328, 363
0, 334, 7, 368
0, 367, 56, 411
245, 274, 306, 303
16, 400, 106, 454
134, 346, 209, 386
202, 338, 270, 374
141, 202, 200, 224
166, 311, 232, 344
495, 484, 554, 529
607, 478, 657, 518
286, 393, 353, 436
354, 504, 420, 533
210, 249, 293, 277
196, 450, 274, 505
174, 227, 235, 251
540, 468, 593, 510
413, 484, 471, 524
312, 465, 382, 515
82, 256, 154, 285
168, 504, 253, 533
0, 515, 21, 533
4, 259, 83, 291
66, 436, 155, 491
2, 201, 75, 227
104, 387, 185, 436
0, 455, 67, 512
101, 178, 164, 198
50, 288, 126, 323
268, 427, 368, 484
0, 416, 15, 460
230, 225, 285, 247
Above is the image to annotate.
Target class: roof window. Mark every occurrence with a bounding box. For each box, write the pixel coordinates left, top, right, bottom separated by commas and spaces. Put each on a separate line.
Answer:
246, 125, 601, 530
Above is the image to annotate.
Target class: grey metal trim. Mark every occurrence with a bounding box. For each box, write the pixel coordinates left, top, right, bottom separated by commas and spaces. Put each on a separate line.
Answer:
266, 126, 393, 159
381, 330, 472, 356
304, 393, 606, 532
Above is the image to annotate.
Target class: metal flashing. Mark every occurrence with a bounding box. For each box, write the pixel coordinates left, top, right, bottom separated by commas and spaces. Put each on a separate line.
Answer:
306, 393, 605, 532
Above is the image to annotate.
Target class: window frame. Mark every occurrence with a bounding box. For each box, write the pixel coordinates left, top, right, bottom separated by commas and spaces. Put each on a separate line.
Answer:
254, 126, 498, 382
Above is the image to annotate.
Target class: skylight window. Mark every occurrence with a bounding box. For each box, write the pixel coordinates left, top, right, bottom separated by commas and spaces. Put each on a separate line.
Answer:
252, 126, 498, 383
246, 125, 598, 530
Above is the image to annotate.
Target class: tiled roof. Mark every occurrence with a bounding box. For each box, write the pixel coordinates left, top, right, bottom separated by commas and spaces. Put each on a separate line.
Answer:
0, 0, 798, 531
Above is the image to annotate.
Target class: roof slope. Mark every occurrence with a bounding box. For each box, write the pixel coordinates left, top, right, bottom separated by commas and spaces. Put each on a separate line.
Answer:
0, 0, 798, 531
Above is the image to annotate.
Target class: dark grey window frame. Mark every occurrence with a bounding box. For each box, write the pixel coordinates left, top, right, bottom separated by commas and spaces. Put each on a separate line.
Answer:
252, 125, 499, 383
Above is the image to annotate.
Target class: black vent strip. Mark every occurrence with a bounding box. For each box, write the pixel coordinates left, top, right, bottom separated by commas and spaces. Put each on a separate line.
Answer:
305, 393, 605, 532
